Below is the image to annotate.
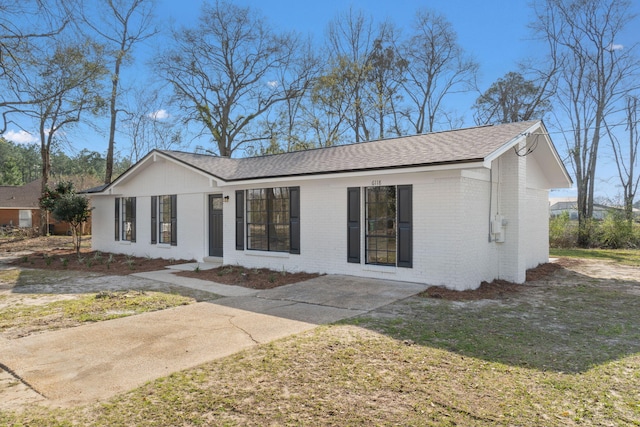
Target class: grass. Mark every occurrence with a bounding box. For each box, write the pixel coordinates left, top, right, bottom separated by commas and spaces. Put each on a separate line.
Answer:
2, 325, 638, 426
0, 250, 639, 425
0, 269, 21, 283
550, 247, 640, 266
0, 291, 194, 336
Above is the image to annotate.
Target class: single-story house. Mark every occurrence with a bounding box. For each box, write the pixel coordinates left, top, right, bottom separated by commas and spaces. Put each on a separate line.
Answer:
87, 120, 572, 290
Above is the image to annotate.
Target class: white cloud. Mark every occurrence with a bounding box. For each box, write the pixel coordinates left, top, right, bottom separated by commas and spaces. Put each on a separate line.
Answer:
607, 43, 624, 51
148, 109, 170, 120
267, 80, 279, 88
2, 130, 38, 145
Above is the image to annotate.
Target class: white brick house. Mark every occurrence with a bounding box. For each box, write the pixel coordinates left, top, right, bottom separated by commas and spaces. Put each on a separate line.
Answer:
87, 120, 572, 290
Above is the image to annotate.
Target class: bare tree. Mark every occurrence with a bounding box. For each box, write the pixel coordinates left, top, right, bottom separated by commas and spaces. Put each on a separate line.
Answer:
79, 0, 157, 184
400, 9, 478, 134
252, 36, 320, 154
533, 0, 640, 245
122, 88, 185, 163
322, 9, 381, 142
473, 71, 553, 125
365, 32, 407, 139
0, 0, 71, 133
605, 96, 640, 222
158, 1, 311, 157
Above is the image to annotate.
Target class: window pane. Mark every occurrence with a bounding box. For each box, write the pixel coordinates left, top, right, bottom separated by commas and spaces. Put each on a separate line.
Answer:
158, 195, 173, 244
211, 197, 223, 210
122, 197, 135, 241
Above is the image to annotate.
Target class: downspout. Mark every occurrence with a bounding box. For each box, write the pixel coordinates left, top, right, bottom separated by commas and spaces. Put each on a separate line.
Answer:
488, 163, 493, 243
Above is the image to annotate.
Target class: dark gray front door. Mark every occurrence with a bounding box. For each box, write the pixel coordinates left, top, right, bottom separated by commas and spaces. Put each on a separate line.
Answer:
208, 194, 223, 257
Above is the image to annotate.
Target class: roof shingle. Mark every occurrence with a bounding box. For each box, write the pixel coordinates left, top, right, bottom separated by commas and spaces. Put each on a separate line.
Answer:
0, 179, 41, 208
160, 121, 539, 182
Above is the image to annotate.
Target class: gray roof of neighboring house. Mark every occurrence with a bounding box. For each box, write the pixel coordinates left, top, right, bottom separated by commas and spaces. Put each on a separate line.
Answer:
81, 184, 109, 194
0, 179, 41, 209
157, 121, 542, 182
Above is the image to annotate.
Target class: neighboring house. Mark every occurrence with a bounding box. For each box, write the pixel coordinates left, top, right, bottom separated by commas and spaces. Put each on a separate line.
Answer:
87, 120, 572, 290
0, 180, 42, 232
550, 197, 639, 220
0, 179, 87, 235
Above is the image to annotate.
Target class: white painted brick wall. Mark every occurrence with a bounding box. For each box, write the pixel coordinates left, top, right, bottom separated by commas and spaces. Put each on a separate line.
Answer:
90, 148, 553, 291
524, 187, 550, 268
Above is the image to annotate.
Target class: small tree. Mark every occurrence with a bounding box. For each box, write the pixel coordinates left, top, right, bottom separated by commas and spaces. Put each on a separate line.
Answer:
52, 194, 91, 255
40, 182, 90, 254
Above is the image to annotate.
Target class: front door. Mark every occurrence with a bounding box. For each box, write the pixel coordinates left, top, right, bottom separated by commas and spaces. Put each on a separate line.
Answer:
208, 194, 223, 257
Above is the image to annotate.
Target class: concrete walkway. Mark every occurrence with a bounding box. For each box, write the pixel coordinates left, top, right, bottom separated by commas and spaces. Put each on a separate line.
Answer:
0, 271, 427, 407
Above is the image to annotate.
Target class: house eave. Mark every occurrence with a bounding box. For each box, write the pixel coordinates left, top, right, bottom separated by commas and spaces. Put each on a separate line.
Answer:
87, 150, 227, 196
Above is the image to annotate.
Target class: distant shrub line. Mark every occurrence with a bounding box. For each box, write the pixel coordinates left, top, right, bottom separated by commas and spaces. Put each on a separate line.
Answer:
549, 211, 640, 249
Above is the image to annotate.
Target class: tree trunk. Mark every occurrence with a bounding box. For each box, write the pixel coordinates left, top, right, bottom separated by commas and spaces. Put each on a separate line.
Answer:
40, 148, 50, 237
104, 65, 120, 184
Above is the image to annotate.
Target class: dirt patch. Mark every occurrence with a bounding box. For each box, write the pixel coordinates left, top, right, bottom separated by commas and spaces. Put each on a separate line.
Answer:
0, 235, 79, 253
177, 266, 320, 289
421, 262, 563, 301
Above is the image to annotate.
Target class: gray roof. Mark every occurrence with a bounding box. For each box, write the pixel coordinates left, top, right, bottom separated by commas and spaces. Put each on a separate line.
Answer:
80, 184, 109, 194
158, 121, 540, 182
0, 179, 41, 209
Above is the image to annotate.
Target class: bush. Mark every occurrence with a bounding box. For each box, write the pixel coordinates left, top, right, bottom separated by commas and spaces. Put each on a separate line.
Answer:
549, 212, 640, 249
549, 212, 577, 248
598, 211, 631, 248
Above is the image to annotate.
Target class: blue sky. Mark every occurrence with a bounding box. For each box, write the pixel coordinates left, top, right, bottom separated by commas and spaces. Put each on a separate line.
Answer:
157, 0, 537, 89
3, 0, 639, 200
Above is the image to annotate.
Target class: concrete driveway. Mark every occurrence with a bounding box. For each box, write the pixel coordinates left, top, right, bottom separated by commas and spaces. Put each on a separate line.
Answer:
0, 273, 427, 407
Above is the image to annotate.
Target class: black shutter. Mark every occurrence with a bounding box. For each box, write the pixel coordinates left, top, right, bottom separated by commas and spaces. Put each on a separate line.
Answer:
235, 190, 244, 250
130, 197, 137, 243
347, 187, 361, 263
170, 194, 177, 246
397, 185, 412, 268
289, 187, 300, 254
114, 198, 120, 241
150, 196, 157, 244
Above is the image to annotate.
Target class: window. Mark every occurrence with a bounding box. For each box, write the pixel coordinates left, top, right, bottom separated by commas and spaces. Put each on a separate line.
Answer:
151, 195, 177, 246
241, 187, 300, 253
351, 185, 412, 267
18, 210, 32, 228
115, 197, 136, 242
247, 187, 290, 251
366, 186, 397, 265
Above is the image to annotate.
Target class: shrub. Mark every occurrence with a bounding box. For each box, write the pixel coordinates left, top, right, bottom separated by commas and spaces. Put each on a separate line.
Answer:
549, 212, 577, 248
549, 211, 640, 249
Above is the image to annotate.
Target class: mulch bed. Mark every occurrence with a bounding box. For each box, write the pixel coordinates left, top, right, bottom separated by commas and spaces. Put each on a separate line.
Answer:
177, 266, 320, 290
8, 249, 180, 275
421, 262, 563, 301
4, 236, 566, 295
6, 244, 319, 288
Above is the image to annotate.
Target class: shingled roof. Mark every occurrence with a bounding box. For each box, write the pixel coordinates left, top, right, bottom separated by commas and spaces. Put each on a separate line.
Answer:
155, 121, 541, 182
0, 179, 41, 209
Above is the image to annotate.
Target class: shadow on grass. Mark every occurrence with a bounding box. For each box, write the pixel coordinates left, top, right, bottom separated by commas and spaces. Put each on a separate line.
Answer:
344, 267, 640, 374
